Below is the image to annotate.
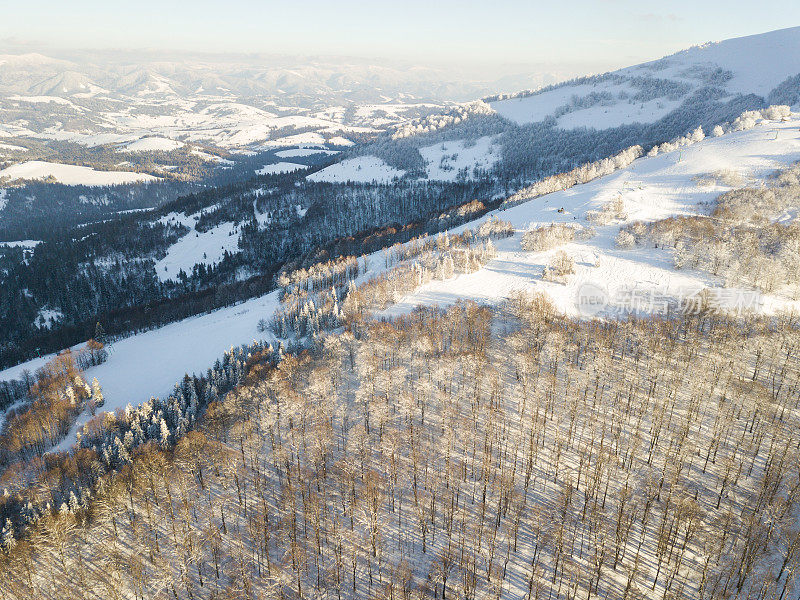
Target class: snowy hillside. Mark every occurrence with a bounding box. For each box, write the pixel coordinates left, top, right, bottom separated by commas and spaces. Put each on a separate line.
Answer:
490, 26, 800, 130
0, 160, 158, 185
120, 137, 184, 152
0, 292, 279, 447
419, 136, 500, 181
315, 27, 800, 190
155, 220, 242, 281
385, 114, 800, 317
3, 109, 799, 457
255, 162, 307, 175
308, 155, 405, 183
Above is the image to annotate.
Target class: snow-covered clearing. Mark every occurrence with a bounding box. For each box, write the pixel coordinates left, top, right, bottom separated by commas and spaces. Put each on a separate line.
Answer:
327, 135, 354, 147
255, 161, 307, 175
420, 135, 500, 181
8, 95, 74, 105
307, 155, 405, 183
0, 142, 28, 152
121, 136, 184, 152
260, 131, 328, 148
0, 189, 7, 212
0, 239, 41, 248
155, 220, 241, 281
0, 161, 158, 185
190, 149, 234, 164
1, 292, 279, 452
35, 308, 63, 328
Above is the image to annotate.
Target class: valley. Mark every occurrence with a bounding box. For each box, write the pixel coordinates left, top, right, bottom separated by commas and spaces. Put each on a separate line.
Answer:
1, 20, 800, 600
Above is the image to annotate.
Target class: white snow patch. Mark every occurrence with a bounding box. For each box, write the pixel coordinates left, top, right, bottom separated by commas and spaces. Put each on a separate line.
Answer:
156, 221, 240, 281
190, 149, 234, 164
327, 136, 355, 147
121, 137, 184, 152
420, 136, 500, 181
35, 308, 63, 328
0, 161, 158, 186
0, 239, 41, 249
275, 148, 338, 158
0, 142, 28, 152
256, 162, 307, 175
8, 95, 74, 105
308, 155, 405, 183
267, 131, 329, 147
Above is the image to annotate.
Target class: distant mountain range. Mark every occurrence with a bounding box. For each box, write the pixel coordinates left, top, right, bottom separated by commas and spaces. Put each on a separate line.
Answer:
0, 51, 574, 151
0, 50, 571, 103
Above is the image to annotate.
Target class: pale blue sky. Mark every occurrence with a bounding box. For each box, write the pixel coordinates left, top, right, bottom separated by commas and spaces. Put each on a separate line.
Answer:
3, 0, 800, 70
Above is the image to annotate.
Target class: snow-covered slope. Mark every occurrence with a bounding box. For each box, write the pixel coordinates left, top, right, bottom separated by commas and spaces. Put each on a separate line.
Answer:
308, 155, 405, 183
0, 293, 279, 444
384, 114, 800, 318
155, 220, 241, 281
490, 26, 800, 130
0, 142, 28, 152
0, 161, 158, 185
256, 162, 307, 175
275, 148, 338, 158
420, 136, 500, 181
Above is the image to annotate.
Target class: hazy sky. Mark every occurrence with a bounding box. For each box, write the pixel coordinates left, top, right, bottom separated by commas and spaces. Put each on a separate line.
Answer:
3, 0, 800, 71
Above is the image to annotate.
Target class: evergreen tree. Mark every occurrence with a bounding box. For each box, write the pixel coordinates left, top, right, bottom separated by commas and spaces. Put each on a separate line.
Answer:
0, 519, 14, 553
94, 321, 107, 346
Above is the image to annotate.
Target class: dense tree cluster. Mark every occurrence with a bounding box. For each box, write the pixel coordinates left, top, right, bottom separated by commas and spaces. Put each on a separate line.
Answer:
0, 339, 106, 411
0, 339, 284, 554
270, 225, 509, 339
541, 251, 576, 284
0, 351, 89, 462
520, 224, 579, 252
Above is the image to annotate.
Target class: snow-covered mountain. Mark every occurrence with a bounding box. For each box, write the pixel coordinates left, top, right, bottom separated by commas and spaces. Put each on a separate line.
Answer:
0, 51, 567, 151
321, 27, 800, 186
489, 26, 800, 130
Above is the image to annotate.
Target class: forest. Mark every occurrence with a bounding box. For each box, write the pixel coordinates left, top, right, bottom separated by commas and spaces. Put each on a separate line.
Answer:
1, 295, 799, 600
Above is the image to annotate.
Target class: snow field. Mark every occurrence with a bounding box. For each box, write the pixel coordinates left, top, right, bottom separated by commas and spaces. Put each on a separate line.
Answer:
155, 220, 241, 281
307, 155, 405, 183
0, 161, 158, 185
121, 137, 184, 152
420, 136, 500, 181
256, 162, 308, 175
